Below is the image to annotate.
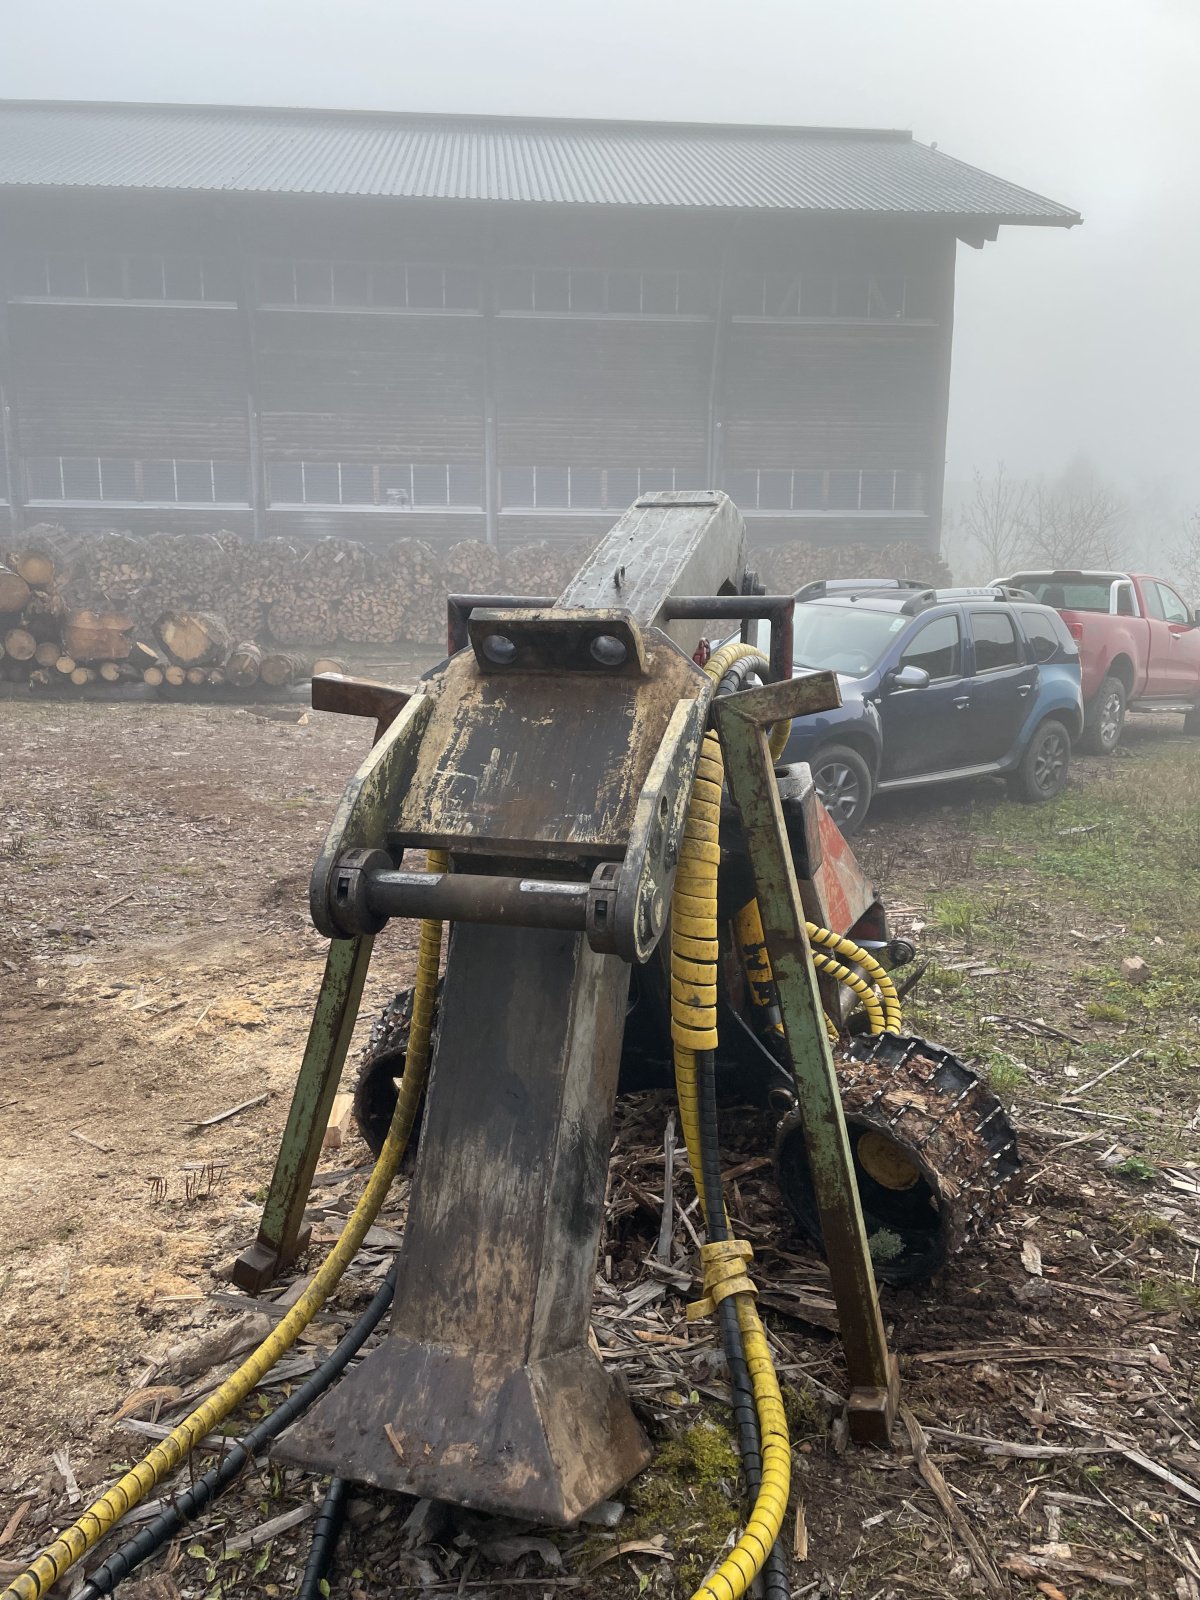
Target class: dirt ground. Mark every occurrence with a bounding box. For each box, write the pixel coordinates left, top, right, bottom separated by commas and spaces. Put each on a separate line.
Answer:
2, 696, 1199, 1599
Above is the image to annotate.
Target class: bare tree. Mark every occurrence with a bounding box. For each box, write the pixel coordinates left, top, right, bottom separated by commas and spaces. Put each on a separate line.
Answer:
1021, 482, 1128, 569
955, 463, 1034, 579
1168, 511, 1200, 604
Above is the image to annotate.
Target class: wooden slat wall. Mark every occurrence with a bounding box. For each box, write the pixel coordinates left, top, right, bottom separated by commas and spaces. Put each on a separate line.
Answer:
0, 198, 957, 555
494, 320, 710, 469
9, 304, 248, 457
32, 506, 256, 538
721, 323, 940, 470
744, 515, 930, 548
256, 311, 484, 462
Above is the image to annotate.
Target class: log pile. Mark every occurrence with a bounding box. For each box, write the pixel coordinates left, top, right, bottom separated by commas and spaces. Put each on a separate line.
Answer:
377, 540, 445, 643
2, 520, 955, 701
760, 539, 952, 593
505, 541, 583, 600
444, 538, 507, 596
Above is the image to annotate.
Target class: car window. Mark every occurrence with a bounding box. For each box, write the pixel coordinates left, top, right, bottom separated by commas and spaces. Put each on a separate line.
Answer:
791, 604, 909, 678
1143, 583, 1165, 621
1009, 575, 1114, 612
970, 610, 1020, 672
1115, 582, 1136, 616
1154, 582, 1190, 625
898, 614, 959, 680
1018, 608, 1061, 665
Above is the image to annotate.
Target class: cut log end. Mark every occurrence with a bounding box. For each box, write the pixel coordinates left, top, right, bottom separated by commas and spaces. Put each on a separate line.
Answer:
260, 651, 311, 689
3, 628, 37, 662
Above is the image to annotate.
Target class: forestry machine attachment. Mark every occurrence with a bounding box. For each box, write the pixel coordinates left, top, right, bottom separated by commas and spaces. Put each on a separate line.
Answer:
235, 490, 1019, 1511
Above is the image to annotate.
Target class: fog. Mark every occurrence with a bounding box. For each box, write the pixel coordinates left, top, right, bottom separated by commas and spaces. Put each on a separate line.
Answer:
4, 0, 1198, 512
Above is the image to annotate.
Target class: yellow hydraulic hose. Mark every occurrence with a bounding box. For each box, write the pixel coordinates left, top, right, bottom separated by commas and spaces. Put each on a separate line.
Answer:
3, 851, 450, 1600
670, 722, 790, 1600
807, 923, 902, 1033
703, 640, 790, 760
735, 897, 900, 1041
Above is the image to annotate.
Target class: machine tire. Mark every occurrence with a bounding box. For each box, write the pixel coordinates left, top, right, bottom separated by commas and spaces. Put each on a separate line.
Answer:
811, 744, 873, 835
1081, 675, 1126, 754
1014, 717, 1071, 803
353, 982, 443, 1161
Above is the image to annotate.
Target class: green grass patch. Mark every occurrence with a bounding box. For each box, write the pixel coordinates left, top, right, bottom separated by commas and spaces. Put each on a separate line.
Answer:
987, 742, 1200, 935
929, 890, 990, 938
985, 1058, 1027, 1094
1085, 1000, 1129, 1024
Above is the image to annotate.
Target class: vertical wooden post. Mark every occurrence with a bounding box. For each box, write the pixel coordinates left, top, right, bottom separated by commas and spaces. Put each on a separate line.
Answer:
236, 242, 267, 542
924, 231, 957, 554
481, 258, 500, 551
0, 254, 27, 542
705, 239, 731, 489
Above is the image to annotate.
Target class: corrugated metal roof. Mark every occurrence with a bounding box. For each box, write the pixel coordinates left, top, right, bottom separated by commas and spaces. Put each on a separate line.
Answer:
0, 101, 1080, 224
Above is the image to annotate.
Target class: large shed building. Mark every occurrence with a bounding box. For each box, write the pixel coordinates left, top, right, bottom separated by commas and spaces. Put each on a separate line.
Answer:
0, 102, 1078, 555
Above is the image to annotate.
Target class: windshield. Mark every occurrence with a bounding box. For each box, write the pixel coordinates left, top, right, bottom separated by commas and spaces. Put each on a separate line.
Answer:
792, 604, 908, 678
1009, 576, 1114, 613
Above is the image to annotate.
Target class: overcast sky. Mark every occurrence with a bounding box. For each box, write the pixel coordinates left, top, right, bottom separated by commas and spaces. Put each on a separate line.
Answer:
3, 0, 1198, 508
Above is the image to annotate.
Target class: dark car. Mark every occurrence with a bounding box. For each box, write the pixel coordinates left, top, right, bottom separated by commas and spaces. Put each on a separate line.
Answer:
770, 581, 1084, 833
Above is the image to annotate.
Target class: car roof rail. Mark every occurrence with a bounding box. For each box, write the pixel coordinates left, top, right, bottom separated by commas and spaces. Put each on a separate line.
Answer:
794, 577, 917, 603
932, 584, 1033, 603
898, 589, 939, 614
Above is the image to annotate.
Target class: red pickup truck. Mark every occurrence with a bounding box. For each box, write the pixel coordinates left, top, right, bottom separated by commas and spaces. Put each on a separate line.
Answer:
994, 570, 1200, 752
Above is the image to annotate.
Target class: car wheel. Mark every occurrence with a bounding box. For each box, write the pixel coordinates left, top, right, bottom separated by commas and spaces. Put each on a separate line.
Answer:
811, 744, 873, 835
1015, 718, 1071, 803
1081, 676, 1126, 755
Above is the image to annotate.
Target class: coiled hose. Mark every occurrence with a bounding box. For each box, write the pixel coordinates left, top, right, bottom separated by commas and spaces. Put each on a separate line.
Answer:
78, 1264, 399, 1598
671, 717, 790, 1600
735, 899, 902, 1042
3, 852, 449, 1600
705, 639, 902, 1039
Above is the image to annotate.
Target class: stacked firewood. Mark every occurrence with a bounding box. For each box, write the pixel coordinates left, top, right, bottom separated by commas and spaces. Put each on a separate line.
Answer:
2, 527, 82, 685
444, 538, 508, 596
760, 540, 952, 593
504, 541, 588, 600
0, 524, 343, 695
379, 539, 446, 644
1, 525, 962, 691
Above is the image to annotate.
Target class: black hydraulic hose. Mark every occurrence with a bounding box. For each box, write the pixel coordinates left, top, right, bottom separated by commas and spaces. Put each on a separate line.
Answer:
696, 1050, 761, 1475
696, 1050, 791, 1600
78, 1262, 399, 1599
296, 1477, 348, 1600
713, 655, 763, 697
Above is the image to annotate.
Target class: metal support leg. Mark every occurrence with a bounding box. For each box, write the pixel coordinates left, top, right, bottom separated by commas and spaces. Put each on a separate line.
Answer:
274, 923, 650, 1522
713, 679, 899, 1443
232, 935, 375, 1293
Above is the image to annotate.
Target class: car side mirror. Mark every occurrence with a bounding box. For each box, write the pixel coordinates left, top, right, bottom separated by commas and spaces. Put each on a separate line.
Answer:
885, 664, 931, 691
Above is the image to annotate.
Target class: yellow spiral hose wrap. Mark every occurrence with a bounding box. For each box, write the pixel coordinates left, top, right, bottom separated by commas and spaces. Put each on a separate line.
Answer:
806, 923, 902, 1033
670, 687, 790, 1600
3, 850, 450, 1600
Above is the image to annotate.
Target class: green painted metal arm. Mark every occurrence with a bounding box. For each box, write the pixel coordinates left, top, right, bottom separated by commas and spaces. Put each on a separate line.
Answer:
712, 673, 899, 1443
232, 935, 376, 1293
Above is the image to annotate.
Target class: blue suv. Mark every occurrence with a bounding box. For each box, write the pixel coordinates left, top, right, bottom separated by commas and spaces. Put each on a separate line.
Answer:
773, 581, 1084, 833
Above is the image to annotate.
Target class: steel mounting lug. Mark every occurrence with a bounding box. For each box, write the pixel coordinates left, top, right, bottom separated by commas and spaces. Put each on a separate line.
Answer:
325, 847, 394, 938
